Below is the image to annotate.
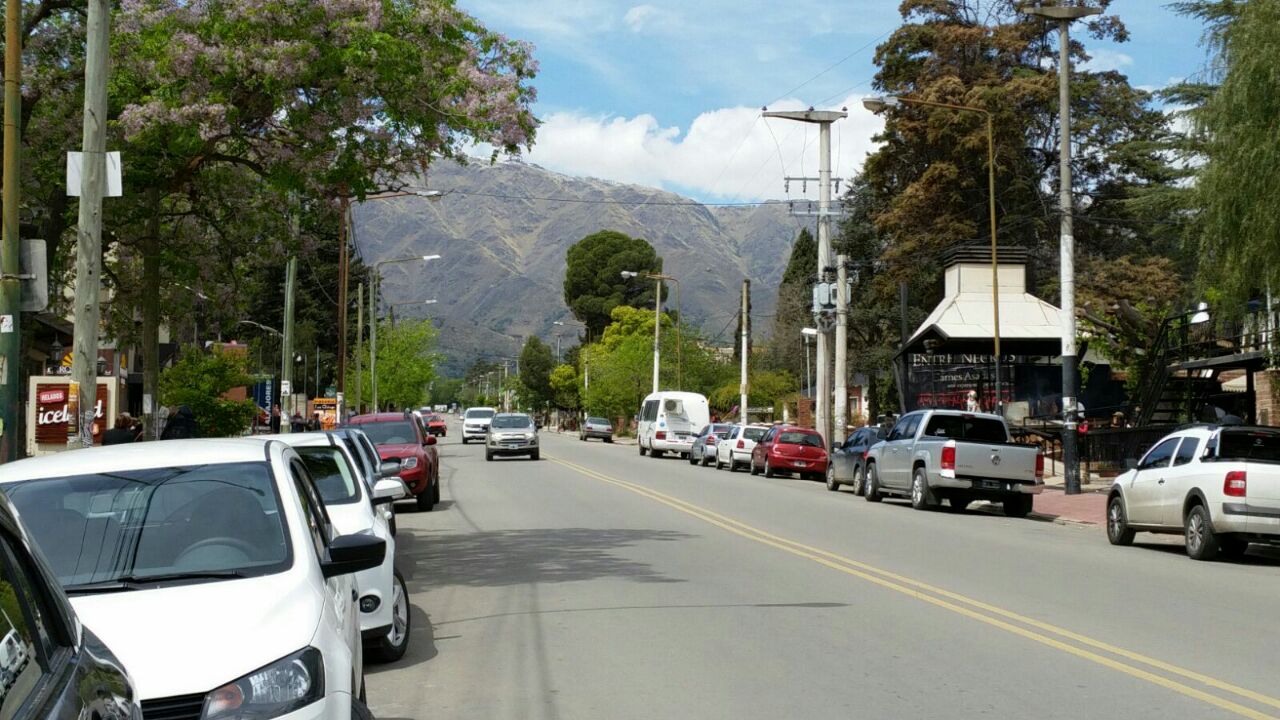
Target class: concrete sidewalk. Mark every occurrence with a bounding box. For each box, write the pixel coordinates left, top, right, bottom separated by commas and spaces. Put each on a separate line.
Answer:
1030, 487, 1107, 527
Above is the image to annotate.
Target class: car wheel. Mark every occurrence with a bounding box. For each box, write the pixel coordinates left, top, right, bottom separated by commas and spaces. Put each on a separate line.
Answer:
946, 495, 970, 513
702, 452, 713, 467
749, 458, 759, 476
368, 570, 411, 663
352, 697, 374, 720
605, 437, 613, 444
432, 475, 441, 504
864, 464, 882, 502
1003, 494, 1032, 518
910, 468, 937, 510
851, 464, 866, 496
1106, 496, 1135, 546
825, 464, 839, 491
1185, 504, 1220, 560
531, 451, 540, 461
714, 455, 724, 470
417, 485, 436, 511
485, 451, 493, 462
639, 444, 647, 456
461, 437, 467, 445
688, 452, 699, 465
764, 457, 776, 478
651, 449, 664, 459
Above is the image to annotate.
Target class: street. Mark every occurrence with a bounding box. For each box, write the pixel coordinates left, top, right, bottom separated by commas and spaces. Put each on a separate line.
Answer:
369, 420, 1280, 720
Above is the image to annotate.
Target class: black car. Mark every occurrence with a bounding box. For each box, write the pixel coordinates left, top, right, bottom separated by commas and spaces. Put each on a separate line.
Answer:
827, 425, 889, 494
0, 492, 139, 720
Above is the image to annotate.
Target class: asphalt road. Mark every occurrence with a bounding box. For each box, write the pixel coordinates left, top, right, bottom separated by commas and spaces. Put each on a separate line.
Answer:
368, 421, 1280, 720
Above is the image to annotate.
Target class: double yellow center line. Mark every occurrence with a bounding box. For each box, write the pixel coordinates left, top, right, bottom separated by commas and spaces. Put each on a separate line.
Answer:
549, 455, 1280, 719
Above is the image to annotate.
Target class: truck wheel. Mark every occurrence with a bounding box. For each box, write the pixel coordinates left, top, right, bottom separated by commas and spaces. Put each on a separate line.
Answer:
864, 464, 883, 502
1106, 496, 1136, 546
910, 468, 937, 510
1185, 504, 1220, 560
1003, 494, 1032, 518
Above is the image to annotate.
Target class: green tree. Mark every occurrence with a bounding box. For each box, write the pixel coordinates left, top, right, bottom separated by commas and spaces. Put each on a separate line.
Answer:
159, 347, 259, 437
563, 231, 663, 336
519, 337, 556, 409
549, 364, 580, 411
1191, 0, 1280, 304
349, 319, 440, 411
709, 368, 797, 415
766, 227, 817, 377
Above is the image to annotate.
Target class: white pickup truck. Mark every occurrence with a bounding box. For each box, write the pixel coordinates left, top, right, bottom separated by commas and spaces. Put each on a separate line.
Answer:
864, 409, 1044, 516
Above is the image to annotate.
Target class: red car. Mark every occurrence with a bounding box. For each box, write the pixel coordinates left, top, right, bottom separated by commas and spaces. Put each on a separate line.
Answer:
347, 412, 440, 511
750, 425, 829, 481
426, 414, 448, 437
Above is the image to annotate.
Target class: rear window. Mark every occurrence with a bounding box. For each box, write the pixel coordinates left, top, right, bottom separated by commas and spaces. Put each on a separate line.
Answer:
465, 409, 496, 420
743, 427, 768, 441
358, 421, 419, 445
1217, 431, 1280, 464
587, 417, 609, 425
778, 431, 822, 447
712, 424, 734, 437
922, 415, 1007, 443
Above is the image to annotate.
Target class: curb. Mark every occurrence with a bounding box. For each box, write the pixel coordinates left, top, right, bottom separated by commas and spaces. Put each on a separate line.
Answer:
971, 501, 1099, 528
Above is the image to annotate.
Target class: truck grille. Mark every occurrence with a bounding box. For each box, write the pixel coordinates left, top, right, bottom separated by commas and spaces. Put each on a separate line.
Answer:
142, 693, 205, 720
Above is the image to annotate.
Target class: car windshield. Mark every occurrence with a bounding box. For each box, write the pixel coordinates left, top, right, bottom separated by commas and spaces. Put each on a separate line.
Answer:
4, 462, 289, 589
922, 415, 1008, 443
778, 431, 822, 447
743, 427, 768, 442
1217, 431, 1280, 463
359, 421, 418, 445
492, 415, 534, 429
466, 409, 496, 420
296, 447, 360, 505
587, 417, 609, 425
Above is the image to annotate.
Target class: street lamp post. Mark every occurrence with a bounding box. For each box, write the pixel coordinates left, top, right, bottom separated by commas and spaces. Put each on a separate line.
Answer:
621, 270, 682, 392
371, 254, 441, 411
863, 94, 1003, 415
1021, 2, 1100, 495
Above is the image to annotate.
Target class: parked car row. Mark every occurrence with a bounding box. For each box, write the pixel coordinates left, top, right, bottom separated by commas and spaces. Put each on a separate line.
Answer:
0, 413, 443, 720
1106, 423, 1280, 561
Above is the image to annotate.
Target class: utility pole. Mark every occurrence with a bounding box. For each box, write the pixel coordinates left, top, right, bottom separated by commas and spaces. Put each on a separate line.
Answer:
336, 198, 350, 418
70, 0, 110, 448
651, 277, 661, 393
1022, 3, 1100, 495
279, 257, 297, 433
762, 107, 847, 446
740, 279, 749, 425
0, 0, 21, 460
355, 282, 363, 415
370, 270, 378, 412
834, 255, 849, 438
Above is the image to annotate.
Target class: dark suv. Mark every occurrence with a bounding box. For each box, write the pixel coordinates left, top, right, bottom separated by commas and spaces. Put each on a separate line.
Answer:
0, 492, 139, 720
347, 412, 440, 511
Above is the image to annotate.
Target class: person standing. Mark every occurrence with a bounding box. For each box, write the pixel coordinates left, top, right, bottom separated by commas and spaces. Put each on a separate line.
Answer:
160, 406, 199, 439
103, 414, 137, 445
270, 404, 282, 434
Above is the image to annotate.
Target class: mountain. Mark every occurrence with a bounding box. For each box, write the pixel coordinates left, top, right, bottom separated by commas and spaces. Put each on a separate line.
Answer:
352, 159, 811, 374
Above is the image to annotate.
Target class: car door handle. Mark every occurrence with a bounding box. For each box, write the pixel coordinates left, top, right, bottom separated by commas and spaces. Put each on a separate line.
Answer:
1158, 478, 1165, 485
351, 588, 358, 601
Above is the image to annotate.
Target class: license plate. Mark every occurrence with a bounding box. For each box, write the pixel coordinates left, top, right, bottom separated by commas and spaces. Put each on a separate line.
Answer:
793, 461, 807, 468
979, 479, 1004, 490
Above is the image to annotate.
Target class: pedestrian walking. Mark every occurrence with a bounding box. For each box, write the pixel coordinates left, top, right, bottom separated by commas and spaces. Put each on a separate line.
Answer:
160, 405, 199, 440
270, 404, 282, 434
103, 414, 138, 445
290, 412, 306, 433
307, 412, 322, 432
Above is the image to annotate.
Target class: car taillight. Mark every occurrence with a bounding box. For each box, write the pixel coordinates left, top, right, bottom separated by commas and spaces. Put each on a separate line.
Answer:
940, 441, 956, 477
1035, 452, 1045, 480
656, 431, 666, 440
737, 439, 745, 449
862, 449, 870, 460
706, 436, 716, 445
1224, 470, 1247, 497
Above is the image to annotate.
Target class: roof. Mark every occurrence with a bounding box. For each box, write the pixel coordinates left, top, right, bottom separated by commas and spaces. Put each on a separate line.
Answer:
0, 439, 277, 483
266, 432, 337, 448
908, 291, 1061, 345
347, 413, 413, 423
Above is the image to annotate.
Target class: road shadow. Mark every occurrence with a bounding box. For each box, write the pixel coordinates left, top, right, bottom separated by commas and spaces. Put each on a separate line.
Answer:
1132, 541, 1280, 566
365, 602, 437, 676
395, 527, 691, 590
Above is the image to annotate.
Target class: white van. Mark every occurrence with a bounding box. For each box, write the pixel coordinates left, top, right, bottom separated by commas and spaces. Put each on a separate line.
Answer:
638, 392, 710, 459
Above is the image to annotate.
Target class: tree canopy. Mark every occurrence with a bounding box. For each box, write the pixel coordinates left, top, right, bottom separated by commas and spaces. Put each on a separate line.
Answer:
518, 336, 556, 409
563, 231, 663, 337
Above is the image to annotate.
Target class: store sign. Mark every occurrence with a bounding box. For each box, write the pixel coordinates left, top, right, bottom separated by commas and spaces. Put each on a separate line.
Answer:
910, 353, 1024, 366
34, 383, 107, 444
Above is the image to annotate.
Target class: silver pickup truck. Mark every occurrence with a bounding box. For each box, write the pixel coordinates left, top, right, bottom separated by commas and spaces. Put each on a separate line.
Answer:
863, 409, 1044, 516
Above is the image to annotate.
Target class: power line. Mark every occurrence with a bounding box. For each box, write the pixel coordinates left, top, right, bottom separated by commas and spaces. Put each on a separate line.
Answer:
767, 29, 894, 107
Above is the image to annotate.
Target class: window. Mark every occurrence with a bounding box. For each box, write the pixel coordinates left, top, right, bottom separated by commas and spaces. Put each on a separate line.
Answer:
887, 416, 910, 441
1139, 438, 1180, 470
297, 447, 361, 505
1173, 437, 1200, 466
289, 461, 329, 561
464, 408, 496, 420
642, 400, 659, 422
922, 415, 1008, 442
1217, 430, 1280, 464
358, 421, 419, 445
743, 427, 767, 442
0, 534, 63, 719
492, 415, 534, 429
901, 414, 922, 440
843, 431, 860, 448
778, 431, 823, 447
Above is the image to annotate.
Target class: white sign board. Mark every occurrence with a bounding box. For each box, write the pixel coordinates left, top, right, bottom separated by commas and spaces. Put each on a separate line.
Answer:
280, 380, 292, 395
66, 152, 123, 197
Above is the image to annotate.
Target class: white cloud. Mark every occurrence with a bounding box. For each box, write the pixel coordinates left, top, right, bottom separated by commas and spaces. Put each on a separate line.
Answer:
623, 4, 679, 34
1081, 48, 1134, 73
521, 96, 883, 202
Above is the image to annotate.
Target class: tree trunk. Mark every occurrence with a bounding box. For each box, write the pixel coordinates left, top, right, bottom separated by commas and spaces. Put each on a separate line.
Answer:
142, 187, 161, 439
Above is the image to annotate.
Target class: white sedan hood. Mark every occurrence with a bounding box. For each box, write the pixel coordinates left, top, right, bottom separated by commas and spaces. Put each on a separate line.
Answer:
71, 571, 322, 701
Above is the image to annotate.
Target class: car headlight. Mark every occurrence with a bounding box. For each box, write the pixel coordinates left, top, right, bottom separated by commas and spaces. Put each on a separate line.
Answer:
401, 457, 419, 470
202, 647, 324, 720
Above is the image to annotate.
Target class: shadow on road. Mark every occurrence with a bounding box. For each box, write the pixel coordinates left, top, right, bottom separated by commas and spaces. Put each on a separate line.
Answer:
1131, 541, 1280, 566
395, 527, 692, 589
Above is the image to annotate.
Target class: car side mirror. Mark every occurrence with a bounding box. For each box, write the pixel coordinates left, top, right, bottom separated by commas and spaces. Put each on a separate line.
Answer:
372, 478, 408, 505
424, 435, 437, 446
321, 534, 386, 578
379, 460, 401, 479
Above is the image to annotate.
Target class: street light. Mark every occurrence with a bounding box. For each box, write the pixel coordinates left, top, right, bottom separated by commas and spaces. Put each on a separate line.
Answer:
371, 254, 443, 411
1021, 2, 1101, 495
621, 270, 682, 392
801, 328, 818, 399
863, 93, 1004, 414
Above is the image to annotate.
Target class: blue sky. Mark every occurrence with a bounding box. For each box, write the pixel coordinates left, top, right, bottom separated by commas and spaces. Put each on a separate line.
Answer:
458, 1, 1213, 202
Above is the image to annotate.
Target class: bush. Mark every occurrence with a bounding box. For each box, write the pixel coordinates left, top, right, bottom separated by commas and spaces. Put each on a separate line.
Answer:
160, 346, 259, 437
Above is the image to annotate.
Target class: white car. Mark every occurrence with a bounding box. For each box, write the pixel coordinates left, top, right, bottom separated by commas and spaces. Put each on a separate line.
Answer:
277, 432, 412, 663
1107, 424, 1280, 560
333, 428, 398, 534
715, 424, 772, 471
461, 407, 497, 444
0, 439, 385, 719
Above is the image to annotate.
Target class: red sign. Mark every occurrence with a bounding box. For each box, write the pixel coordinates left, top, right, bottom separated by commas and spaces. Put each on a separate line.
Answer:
37, 389, 66, 405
